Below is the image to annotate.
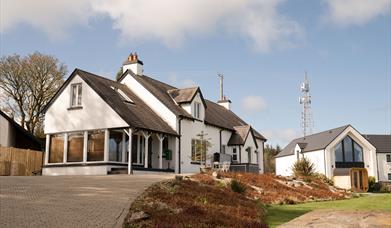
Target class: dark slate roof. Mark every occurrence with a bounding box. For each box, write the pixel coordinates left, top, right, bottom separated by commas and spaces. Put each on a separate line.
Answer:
276, 125, 349, 158
363, 134, 391, 153
228, 125, 251, 145
44, 69, 177, 136
77, 69, 178, 136
128, 72, 266, 141
130, 73, 193, 119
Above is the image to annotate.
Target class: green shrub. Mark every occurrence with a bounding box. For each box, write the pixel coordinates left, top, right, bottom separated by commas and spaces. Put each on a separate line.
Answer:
292, 157, 315, 177
230, 179, 246, 194
368, 176, 377, 192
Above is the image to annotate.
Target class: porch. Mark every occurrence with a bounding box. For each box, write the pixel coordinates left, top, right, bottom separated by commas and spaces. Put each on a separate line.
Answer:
43, 128, 178, 175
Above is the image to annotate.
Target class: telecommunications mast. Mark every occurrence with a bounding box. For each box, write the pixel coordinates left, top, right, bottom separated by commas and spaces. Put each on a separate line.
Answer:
299, 72, 314, 136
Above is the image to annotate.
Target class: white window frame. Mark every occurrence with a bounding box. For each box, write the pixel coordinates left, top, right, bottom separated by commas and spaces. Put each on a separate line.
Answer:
232, 148, 238, 162
193, 102, 201, 119
70, 83, 82, 107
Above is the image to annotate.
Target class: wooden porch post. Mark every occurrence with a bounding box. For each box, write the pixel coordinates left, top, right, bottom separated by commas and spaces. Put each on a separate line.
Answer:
104, 129, 109, 162
83, 131, 88, 163
142, 131, 151, 169
121, 132, 126, 163
44, 134, 50, 165
63, 133, 68, 163
125, 128, 133, 175
156, 134, 165, 169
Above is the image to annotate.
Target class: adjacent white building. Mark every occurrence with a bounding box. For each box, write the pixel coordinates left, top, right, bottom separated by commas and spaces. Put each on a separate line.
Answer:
42, 53, 266, 175
275, 125, 380, 191
363, 134, 391, 182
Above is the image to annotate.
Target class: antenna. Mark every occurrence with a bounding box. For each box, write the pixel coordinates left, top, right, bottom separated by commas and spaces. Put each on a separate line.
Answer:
218, 73, 224, 101
299, 72, 314, 136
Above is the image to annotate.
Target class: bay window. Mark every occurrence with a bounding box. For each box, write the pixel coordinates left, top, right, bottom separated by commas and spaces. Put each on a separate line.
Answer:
49, 134, 64, 163
87, 130, 104, 161
67, 132, 84, 162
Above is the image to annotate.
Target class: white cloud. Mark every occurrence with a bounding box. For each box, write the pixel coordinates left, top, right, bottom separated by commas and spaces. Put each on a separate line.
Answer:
0, 0, 303, 52
323, 0, 391, 26
168, 74, 197, 88
263, 128, 301, 146
0, 0, 93, 40
241, 95, 267, 113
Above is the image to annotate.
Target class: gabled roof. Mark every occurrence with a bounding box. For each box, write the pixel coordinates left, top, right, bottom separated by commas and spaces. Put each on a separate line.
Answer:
227, 125, 259, 147
43, 69, 177, 136
276, 125, 350, 158
124, 72, 266, 141
167, 87, 207, 108
363, 134, 391, 153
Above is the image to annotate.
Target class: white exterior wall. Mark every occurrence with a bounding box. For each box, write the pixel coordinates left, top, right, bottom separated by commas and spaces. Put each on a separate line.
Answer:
302, 150, 326, 175
256, 139, 265, 173
240, 134, 258, 164
44, 75, 128, 134
42, 165, 123, 176
276, 154, 296, 176
377, 153, 391, 181
0, 114, 14, 147
121, 74, 177, 130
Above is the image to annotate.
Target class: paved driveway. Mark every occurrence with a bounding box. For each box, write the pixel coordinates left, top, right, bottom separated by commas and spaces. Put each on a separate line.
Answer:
0, 174, 173, 228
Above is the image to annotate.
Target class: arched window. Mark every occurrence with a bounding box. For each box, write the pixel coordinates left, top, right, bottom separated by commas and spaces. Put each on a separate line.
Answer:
335, 136, 363, 168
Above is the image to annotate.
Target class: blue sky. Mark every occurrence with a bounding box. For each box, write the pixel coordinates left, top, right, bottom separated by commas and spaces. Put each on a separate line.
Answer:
1, 0, 390, 146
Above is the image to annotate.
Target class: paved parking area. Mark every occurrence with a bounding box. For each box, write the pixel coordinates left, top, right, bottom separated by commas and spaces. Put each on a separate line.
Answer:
0, 174, 173, 228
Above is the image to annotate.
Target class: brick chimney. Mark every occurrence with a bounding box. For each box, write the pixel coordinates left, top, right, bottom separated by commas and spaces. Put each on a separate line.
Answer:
122, 52, 144, 75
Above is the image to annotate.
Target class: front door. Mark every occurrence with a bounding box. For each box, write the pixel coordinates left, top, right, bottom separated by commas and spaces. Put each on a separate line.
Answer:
350, 168, 368, 192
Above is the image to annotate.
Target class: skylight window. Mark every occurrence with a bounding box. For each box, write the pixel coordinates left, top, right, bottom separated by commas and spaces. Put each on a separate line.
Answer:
117, 89, 134, 103
111, 86, 134, 104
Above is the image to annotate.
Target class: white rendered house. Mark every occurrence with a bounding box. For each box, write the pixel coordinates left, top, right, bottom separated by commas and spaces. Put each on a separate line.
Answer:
363, 135, 391, 182
42, 53, 266, 175
275, 125, 378, 191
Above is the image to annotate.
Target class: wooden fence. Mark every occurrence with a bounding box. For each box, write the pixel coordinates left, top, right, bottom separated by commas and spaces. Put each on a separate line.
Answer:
0, 147, 43, 176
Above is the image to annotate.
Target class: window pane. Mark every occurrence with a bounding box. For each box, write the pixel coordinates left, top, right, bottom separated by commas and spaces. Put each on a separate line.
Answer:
87, 130, 104, 161
387, 154, 391, 162
67, 132, 83, 162
77, 84, 82, 106
335, 142, 343, 162
71, 85, 77, 106
343, 137, 353, 162
109, 130, 123, 162
49, 134, 64, 163
353, 142, 363, 162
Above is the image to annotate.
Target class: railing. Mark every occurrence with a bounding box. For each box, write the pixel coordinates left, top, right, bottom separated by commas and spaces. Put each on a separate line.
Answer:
0, 147, 43, 176
230, 163, 259, 173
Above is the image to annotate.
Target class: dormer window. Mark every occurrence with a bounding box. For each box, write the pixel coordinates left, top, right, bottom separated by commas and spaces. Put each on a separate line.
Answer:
193, 102, 201, 119
70, 83, 82, 107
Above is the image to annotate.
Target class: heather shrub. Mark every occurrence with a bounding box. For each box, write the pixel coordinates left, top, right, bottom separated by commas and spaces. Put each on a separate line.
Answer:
313, 173, 334, 185
230, 179, 246, 194
292, 157, 315, 177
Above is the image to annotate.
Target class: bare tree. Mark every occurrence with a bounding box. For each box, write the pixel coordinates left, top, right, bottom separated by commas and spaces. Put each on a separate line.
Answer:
0, 53, 66, 136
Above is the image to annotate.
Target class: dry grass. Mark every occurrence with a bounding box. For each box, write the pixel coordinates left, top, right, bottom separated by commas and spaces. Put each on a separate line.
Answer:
124, 178, 267, 228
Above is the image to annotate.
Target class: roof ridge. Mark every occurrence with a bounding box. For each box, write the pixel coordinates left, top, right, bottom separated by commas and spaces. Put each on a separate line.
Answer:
76, 68, 117, 83
292, 124, 350, 141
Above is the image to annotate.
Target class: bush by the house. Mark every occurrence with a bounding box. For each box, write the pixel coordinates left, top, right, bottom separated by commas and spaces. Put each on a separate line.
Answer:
368, 176, 377, 192
231, 179, 246, 194
292, 157, 315, 177
313, 173, 334, 185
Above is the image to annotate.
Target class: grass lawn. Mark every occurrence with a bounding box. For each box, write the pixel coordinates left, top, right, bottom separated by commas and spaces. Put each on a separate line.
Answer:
266, 193, 391, 228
